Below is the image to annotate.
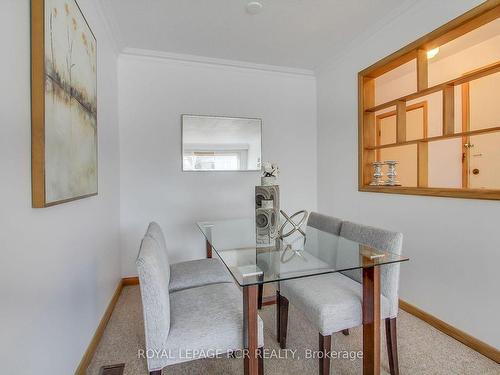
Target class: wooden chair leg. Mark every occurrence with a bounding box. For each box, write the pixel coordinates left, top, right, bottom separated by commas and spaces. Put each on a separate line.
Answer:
279, 294, 289, 349
276, 290, 281, 342
342, 329, 350, 336
385, 317, 399, 375
258, 346, 264, 375
319, 333, 331, 375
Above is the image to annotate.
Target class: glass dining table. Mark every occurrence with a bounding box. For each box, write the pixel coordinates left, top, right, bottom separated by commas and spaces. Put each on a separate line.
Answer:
197, 218, 408, 375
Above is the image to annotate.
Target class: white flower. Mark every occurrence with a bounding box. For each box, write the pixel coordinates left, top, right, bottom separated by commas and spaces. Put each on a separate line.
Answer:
262, 162, 279, 177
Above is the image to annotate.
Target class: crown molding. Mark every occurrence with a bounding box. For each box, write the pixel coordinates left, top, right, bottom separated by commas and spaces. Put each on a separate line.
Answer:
120, 48, 316, 77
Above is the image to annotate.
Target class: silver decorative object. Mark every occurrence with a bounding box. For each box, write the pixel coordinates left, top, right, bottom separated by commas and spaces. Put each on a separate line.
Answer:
279, 210, 308, 239
385, 160, 401, 186
255, 185, 280, 245
370, 161, 384, 186
279, 210, 308, 261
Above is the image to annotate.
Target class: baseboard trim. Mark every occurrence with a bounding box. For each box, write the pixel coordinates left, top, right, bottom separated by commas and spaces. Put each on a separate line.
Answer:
122, 276, 139, 286
399, 299, 500, 363
74, 279, 124, 375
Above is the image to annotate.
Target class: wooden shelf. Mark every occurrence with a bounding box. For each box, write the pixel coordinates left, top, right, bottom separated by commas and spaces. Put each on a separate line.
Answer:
365, 61, 500, 113
365, 126, 500, 150
360, 185, 500, 201
359, 1, 500, 200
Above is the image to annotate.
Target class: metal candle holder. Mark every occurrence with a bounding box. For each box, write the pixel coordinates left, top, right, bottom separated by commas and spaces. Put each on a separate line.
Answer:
384, 160, 401, 186
370, 162, 384, 186
371, 161, 401, 186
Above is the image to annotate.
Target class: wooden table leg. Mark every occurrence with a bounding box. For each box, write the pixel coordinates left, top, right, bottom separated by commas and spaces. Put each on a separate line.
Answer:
276, 290, 281, 341
257, 274, 264, 309
206, 239, 212, 258
363, 266, 380, 375
243, 284, 259, 375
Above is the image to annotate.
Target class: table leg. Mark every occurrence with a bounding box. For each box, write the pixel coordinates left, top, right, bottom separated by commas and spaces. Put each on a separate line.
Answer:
276, 289, 281, 341
206, 239, 212, 258
363, 266, 380, 375
257, 274, 264, 309
243, 284, 259, 375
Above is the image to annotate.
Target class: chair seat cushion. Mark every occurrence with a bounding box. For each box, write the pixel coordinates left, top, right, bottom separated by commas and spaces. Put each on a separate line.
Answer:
161, 283, 264, 366
169, 258, 233, 292
280, 272, 391, 336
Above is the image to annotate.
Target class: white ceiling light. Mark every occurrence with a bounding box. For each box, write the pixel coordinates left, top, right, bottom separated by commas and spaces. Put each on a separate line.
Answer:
246, 1, 263, 15
426, 47, 440, 59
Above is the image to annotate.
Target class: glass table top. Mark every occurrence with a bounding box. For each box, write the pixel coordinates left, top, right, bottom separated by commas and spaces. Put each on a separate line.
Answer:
197, 218, 408, 287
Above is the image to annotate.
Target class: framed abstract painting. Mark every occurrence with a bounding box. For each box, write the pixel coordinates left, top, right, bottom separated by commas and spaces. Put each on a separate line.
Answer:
31, 0, 97, 207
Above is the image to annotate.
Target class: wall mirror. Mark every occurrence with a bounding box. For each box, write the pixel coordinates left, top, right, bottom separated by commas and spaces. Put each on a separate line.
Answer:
182, 115, 262, 171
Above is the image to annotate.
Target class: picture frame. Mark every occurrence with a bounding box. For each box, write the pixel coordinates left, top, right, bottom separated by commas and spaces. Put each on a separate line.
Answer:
31, 0, 98, 207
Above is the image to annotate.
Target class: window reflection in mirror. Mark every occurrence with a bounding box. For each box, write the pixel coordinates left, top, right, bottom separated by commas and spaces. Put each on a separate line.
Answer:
182, 115, 262, 171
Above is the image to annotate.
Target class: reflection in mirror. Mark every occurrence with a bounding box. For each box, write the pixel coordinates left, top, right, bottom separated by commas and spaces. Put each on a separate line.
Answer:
182, 115, 262, 171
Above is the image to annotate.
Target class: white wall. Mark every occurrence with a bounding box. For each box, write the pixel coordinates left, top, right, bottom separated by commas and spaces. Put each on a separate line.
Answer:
316, 0, 500, 348
0, 1, 121, 374
119, 54, 317, 276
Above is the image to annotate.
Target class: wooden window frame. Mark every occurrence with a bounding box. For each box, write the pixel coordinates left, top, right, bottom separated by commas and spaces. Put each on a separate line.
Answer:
376, 102, 429, 187
358, 0, 500, 200
376, 101, 428, 152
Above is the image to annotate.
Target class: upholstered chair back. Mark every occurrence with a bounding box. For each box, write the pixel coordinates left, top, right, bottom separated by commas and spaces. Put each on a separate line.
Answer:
137, 235, 171, 358
306, 212, 343, 266
307, 212, 342, 235
146, 221, 171, 283
340, 221, 403, 318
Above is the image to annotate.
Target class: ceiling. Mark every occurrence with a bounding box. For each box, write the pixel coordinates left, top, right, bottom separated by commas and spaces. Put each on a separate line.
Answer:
100, 0, 413, 71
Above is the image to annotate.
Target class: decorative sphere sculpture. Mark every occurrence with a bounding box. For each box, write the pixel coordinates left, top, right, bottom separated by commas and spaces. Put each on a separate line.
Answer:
279, 210, 308, 239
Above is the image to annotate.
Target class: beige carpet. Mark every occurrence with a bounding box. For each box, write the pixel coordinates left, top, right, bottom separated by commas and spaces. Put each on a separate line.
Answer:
87, 286, 499, 375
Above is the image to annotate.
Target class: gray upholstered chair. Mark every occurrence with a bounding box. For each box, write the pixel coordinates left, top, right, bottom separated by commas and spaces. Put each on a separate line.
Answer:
137, 234, 265, 375
275, 212, 343, 339
278, 217, 403, 375
146, 222, 233, 292
307, 211, 343, 235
